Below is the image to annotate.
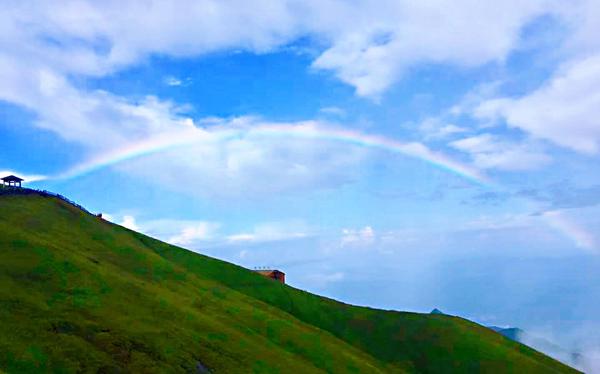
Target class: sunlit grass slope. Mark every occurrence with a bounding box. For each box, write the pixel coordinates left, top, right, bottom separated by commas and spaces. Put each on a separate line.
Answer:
0, 192, 579, 373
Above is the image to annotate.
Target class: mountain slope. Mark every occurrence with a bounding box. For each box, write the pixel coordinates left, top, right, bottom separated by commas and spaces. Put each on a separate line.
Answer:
0, 192, 579, 373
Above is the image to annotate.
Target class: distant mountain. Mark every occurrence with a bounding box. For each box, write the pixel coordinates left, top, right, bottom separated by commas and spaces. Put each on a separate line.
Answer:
430, 308, 445, 315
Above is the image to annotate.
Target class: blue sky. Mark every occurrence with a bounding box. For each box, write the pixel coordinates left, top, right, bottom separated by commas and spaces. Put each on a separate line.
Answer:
2, 1, 600, 368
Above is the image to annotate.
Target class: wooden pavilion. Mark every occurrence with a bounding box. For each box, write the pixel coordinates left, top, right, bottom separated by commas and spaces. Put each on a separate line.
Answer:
1, 175, 24, 188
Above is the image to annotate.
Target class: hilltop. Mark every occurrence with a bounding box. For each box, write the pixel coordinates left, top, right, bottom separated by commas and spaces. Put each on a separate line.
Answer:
0, 191, 580, 373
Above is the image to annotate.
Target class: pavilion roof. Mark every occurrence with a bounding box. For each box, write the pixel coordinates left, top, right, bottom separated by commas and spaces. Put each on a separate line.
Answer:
1, 175, 24, 182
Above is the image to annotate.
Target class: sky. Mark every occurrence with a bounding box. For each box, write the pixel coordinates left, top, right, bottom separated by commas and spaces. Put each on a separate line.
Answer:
1, 0, 600, 368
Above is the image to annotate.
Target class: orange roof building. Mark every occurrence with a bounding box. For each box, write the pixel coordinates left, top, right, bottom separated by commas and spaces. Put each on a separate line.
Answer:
255, 269, 285, 284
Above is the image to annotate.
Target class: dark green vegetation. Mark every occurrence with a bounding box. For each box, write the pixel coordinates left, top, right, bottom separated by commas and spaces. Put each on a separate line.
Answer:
0, 192, 580, 373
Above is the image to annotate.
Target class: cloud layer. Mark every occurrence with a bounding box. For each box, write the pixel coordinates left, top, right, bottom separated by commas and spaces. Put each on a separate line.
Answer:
1, 0, 563, 97
2, 0, 599, 184
475, 55, 600, 154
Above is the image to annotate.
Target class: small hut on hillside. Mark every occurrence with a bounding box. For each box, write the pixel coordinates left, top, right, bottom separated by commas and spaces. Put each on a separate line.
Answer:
1, 175, 24, 188
254, 269, 285, 284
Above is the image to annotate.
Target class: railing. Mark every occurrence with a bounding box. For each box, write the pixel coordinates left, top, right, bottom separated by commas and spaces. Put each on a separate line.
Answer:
0, 187, 92, 214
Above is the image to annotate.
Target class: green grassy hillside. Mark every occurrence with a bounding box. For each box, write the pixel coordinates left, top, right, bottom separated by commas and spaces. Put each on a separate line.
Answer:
0, 192, 579, 373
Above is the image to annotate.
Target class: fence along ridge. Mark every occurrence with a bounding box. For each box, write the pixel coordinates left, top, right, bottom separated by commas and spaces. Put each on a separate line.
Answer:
0, 187, 91, 214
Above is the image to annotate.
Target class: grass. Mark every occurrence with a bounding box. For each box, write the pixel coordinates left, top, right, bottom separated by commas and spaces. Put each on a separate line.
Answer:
0, 192, 580, 373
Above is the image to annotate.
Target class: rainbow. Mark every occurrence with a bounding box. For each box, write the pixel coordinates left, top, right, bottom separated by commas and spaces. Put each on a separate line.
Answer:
57, 121, 493, 186
54, 121, 596, 252
541, 210, 597, 252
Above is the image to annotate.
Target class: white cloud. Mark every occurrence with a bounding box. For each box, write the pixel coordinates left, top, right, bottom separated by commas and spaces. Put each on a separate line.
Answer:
579, 348, 600, 374
0, 54, 194, 150
107, 216, 306, 247
168, 221, 221, 246
448, 81, 505, 118
228, 234, 256, 243
555, 0, 600, 55
0, 1, 303, 78
311, 1, 548, 97
227, 221, 310, 243
340, 226, 375, 247
435, 125, 467, 139
113, 118, 368, 198
120, 215, 139, 231
463, 208, 598, 254
0, 54, 369, 197
419, 118, 467, 140
0, 0, 596, 173
0, 0, 565, 103
0, 1, 299, 153
0, 170, 47, 183
164, 76, 182, 86
0, 0, 597, 198
164, 76, 192, 87
106, 217, 221, 248
450, 134, 551, 171
1, 45, 369, 197
319, 106, 346, 118
474, 55, 600, 154
100, 213, 114, 222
